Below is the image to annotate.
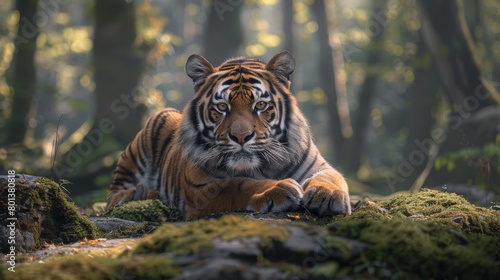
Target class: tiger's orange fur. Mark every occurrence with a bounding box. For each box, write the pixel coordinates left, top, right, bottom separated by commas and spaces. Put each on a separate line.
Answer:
106, 51, 351, 219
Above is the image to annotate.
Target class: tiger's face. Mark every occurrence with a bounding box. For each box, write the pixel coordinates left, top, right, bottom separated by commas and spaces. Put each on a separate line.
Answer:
210, 74, 278, 171
182, 51, 298, 176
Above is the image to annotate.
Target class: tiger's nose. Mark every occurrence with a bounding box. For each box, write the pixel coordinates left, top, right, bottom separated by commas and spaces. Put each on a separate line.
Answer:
229, 130, 255, 144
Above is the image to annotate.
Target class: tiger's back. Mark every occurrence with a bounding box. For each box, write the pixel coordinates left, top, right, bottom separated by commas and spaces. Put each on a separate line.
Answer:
106, 51, 351, 219
107, 108, 182, 206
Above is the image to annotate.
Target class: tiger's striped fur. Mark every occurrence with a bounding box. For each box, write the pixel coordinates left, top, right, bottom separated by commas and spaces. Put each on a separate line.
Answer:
106, 51, 351, 219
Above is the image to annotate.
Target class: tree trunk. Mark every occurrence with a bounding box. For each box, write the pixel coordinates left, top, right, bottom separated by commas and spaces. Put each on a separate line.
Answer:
419, 0, 500, 109
282, 0, 294, 53
91, 0, 147, 147
419, 0, 500, 191
55, 0, 147, 190
345, 0, 387, 173
203, 1, 243, 65
326, 0, 353, 145
398, 37, 440, 191
6, 0, 39, 144
311, 0, 352, 164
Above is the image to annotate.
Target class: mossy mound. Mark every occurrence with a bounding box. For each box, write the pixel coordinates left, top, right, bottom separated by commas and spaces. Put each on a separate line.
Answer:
327, 189, 500, 278
103, 222, 160, 239
104, 199, 180, 222
4, 188, 500, 279
0, 176, 97, 252
36, 178, 98, 243
348, 188, 500, 235
132, 215, 289, 256
5, 253, 180, 280
329, 218, 500, 278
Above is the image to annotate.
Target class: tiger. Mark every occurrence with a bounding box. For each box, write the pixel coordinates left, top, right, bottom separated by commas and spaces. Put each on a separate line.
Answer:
106, 51, 351, 219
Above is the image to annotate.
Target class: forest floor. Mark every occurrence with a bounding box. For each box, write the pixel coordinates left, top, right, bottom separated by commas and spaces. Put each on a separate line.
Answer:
1, 177, 499, 279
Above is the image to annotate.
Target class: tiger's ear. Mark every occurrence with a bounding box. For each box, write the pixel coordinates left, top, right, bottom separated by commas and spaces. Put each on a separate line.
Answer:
266, 51, 296, 86
185, 54, 214, 84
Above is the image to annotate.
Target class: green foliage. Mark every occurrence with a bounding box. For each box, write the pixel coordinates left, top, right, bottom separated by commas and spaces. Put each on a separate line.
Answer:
1, 0, 499, 201
435, 141, 500, 187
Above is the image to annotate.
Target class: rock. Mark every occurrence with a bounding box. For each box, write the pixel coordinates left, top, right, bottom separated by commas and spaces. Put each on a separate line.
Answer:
210, 237, 262, 262
448, 229, 469, 245
0, 176, 97, 252
5, 188, 500, 280
177, 258, 284, 280
89, 217, 142, 232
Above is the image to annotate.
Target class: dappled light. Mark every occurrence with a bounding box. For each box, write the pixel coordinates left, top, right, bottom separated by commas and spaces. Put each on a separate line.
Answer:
0, 0, 499, 203
0, 0, 500, 213
0, 1, 499, 278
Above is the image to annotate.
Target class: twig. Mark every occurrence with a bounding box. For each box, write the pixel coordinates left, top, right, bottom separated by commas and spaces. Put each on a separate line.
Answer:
50, 114, 63, 180
410, 143, 440, 193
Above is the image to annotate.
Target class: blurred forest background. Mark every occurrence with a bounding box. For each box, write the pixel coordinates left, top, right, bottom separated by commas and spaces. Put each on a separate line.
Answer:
0, 0, 499, 207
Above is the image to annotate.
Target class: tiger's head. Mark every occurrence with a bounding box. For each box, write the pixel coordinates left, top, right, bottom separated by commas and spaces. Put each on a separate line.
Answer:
180, 51, 310, 178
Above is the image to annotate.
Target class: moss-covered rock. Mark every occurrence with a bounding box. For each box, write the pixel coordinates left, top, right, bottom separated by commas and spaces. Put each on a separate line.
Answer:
328, 189, 500, 278
3, 188, 500, 279
0, 176, 97, 252
6, 254, 180, 280
328, 218, 500, 278
363, 188, 500, 235
132, 215, 289, 256
104, 199, 180, 222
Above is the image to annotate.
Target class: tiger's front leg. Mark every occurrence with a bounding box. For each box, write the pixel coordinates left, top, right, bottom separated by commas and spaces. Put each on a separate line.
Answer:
185, 178, 303, 219
301, 170, 351, 216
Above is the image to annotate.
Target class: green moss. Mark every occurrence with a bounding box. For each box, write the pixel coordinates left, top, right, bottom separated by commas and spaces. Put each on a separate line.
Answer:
7, 254, 180, 280
382, 188, 475, 216
344, 203, 392, 221
325, 189, 500, 278
5, 188, 500, 279
36, 178, 98, 243
379, 189, 500, 235
330, 218, 500, 278
118, 255, 181, 279
132, 215, 289, 255
0, 177, 98, 251
257, 256, 305, 277
104, 199, 178, 222
104, 222, 160, 239
311, 261, 340, 280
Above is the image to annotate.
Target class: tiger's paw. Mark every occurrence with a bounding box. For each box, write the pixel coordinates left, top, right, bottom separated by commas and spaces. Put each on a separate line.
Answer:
247, 179, 303, 213
302, 181, 351, 216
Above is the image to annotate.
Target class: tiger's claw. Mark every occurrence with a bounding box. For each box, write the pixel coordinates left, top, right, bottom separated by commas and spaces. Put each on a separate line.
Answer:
247, 179, 303, 213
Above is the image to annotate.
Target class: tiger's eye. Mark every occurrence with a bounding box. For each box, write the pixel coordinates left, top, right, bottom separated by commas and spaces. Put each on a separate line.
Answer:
217, 103, 228, 111
255, 101, 268, 110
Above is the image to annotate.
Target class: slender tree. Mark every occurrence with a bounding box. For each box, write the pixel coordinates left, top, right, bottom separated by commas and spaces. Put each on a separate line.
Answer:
6, 0, 39, 144
203, 1, 243, 65
60, 0, 147, 155
56, 0, 147, 194
282, 0, 294, 53
419, 0, 499, 109
345, 0, 387, 173
399, 37, 440, 191
311, 0, 352, 163
419, 0, 500, 189
91, 0, 147, 146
